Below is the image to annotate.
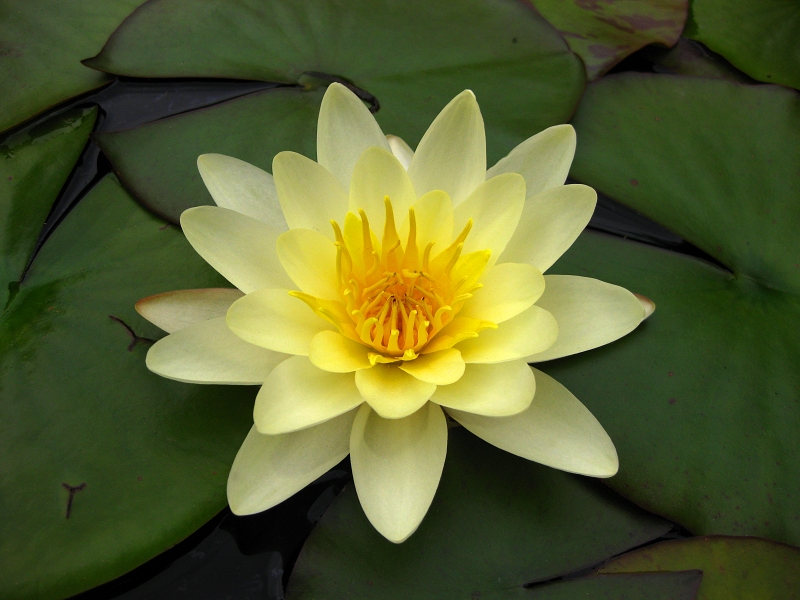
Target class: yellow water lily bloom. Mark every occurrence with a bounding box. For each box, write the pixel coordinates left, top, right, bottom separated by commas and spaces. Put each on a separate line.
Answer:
137, 83, 651, 543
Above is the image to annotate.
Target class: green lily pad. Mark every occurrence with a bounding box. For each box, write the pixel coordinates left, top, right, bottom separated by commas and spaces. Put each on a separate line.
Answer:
0, 175, 254, 599
529, 0, 688, 80
1, 106, 97, 308
503, 572, 702, 599
287, 428, 671, 599
684, 0, 800, 90
95, 88, 321, 224
542, 227, 800, 544
598, 536, 800, 599
537, 74, 800, 545
643, 38, 752, 82
0, 0, 144, 133
86, 0, 584, 194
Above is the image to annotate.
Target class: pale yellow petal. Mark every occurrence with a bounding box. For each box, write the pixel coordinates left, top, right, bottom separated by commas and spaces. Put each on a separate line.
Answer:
500, 184, 597, 273
276, 228, 340, 300
350, 402, 447, 543
197, 153, 287, 230
459, 263, 544, 324
453, 173, 525, 264
486, 124, 576, 197
399, 348, 465, 385
146, 317, 285, 384
349, 146, 416, 229
431, 360, 535, 416
386, 134, 414, 170
254, 356, 363, 434
456, 304, 558, 363
309, 330, 372, 373
227, 412, 356, 515
226, 288, 333, 355
420, 316, 492, 354
399, 190, 454, 251
317, 82, 390, 188
272, 151, 348, 237
527, 275, 645, 362
355, 364, 436, 419
181, 206, 293, 293
136, 288, 243, 333
408, 90, 486, 206
449, 368, 618, 477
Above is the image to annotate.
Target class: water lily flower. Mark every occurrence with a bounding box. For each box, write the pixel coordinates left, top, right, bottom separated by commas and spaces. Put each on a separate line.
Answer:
136, 83, 651, 543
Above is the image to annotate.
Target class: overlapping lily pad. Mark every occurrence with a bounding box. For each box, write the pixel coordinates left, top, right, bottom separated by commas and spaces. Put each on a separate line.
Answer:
0, 175, 255, 599
529, 0, 687, 79
287, 428, 671, 598
537, 74, 800, 545
0, 0, 144, 133
684, 0, 800, 90
87, 0, 584, 191
514, 572, 702, 599
1, 106, 97, 308
598, 536, 800, 599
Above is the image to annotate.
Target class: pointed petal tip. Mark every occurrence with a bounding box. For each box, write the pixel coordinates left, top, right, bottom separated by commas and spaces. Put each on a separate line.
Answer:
634, 293, 656, 319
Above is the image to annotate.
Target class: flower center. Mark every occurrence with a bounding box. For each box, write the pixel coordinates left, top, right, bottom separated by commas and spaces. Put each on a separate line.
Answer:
328, 197, 486, 362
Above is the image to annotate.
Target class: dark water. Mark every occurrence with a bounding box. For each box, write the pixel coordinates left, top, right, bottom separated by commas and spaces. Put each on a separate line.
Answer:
6, 61, 709, 600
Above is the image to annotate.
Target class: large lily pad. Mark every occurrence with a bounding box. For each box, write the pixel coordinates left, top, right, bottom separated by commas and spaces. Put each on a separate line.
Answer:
86, 0, 584, 174
529, 0, 687, 79
684, 0, 800, 90
1, 106, 97, 308
0, 0, 144, 133
541, 227, 800, 544
286, 428, 671, 599
542, 74, 800, 545
598, 536, 800, 599
0, 175, 254, 599
95, 88, 321, 223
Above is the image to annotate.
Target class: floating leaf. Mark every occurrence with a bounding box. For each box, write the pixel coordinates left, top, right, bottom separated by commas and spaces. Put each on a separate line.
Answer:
684, 0, 800, 90
529, 0, 688, 79
1, 106, 97, 308
287, 428, 671, 598
0, 0, 144, 133
599, 536, 800, 599
0, 175, 254, 599
536, 74, 800, 545
88, 0, 584, 217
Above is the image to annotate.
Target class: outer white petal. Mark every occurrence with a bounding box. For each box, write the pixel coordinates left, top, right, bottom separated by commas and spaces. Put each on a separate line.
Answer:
146, 317, 285, 384
272, 151, 348, 237
197, 154, 287, 230
449, 368, 618, 477
386, 134, 414, 170
136, 288, 243, 333
453, 173, 525, 264
431, 361, 535, 417
486, 124, 575, 197
180, 206, 293, 293
408, 90, 486, 206
227, 411, 357, 515
456, 304, 558, 364
350, 402, 447, 543
527, 275, 646, 362
317, 82, 390, 188
499, 184, 597, 273
254, 356, 364, 434
459, 263, 544, 324
226, 288, 334, 355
